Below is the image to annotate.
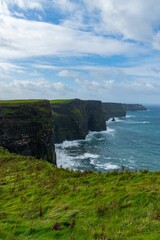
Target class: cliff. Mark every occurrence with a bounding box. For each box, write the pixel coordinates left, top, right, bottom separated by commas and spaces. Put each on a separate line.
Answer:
0, 98, 147, 162
51, 99, 106, 143
122, 104, 147, 111
102, 102, 126, 121
0, 100, 56, 164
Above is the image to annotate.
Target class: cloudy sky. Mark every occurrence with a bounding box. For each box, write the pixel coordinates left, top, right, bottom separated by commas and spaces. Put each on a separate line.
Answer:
0, 0, 160, 103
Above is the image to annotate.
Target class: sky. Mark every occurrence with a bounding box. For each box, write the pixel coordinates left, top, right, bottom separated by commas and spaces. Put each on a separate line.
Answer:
0, 0, 160, 104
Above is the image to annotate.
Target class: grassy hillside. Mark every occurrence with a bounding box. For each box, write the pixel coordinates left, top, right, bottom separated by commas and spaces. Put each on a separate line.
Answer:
1, 147, 160, 240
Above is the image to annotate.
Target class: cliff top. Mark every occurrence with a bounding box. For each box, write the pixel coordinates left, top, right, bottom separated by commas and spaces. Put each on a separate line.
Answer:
0, 99, 47, 106
50, 99, 73, 104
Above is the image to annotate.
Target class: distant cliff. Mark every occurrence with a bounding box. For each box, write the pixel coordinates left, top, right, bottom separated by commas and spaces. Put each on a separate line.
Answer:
51, 99, 106, 143
0, 100, 56, 164
122, 104, 147, 111
102, 103, 126, 121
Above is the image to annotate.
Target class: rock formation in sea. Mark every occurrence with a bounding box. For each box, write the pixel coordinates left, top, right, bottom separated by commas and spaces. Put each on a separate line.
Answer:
0, 100, 56, 164
102, 102, 126, 121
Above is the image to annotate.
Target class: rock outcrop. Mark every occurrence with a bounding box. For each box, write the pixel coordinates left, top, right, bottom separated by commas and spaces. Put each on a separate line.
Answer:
102, 103, 126, 121
0, 100, 56, 164
51, 99, 106, 143
122, 104, 147, 111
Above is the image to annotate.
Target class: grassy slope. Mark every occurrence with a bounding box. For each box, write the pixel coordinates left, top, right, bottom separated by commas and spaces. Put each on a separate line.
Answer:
1, 147, 160, 240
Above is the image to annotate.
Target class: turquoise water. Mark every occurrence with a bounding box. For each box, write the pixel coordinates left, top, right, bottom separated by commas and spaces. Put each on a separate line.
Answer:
56, 105, 160, 171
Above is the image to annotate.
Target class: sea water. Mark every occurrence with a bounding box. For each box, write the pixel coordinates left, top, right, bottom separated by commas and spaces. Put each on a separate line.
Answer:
55, 105, 160, 172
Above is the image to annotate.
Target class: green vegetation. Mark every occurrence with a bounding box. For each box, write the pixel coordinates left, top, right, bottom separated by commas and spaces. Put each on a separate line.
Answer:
1, 147, 160, 240
0, 99, 51, 118
50, 99, 73, 104
0, 100, 45, 105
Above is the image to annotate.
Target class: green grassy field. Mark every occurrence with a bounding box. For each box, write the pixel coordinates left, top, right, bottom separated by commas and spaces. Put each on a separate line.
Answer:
0, 100, 45, 105
50, 99, 73, 104
1, 147, 160, 240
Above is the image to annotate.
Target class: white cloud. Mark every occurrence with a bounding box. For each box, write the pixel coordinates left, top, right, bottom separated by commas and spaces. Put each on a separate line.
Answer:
51, 0, 76, 12
33, 64, 61, 70
84, 0, 160, 43
0, 79, 73, 99
0, 62, 24, 72
0, 1, 10, 15
0, 0, 44, 13
58, 70, 79, 78
75, 77, 160, 103
0, 15, 146, 62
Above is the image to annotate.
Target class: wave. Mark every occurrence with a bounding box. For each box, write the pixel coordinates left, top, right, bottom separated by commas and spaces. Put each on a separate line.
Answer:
126, 120, 150, 124
75, 153, 99, 160
90, 159, 119, 170
56, 140, 80, 149
56, 149, 76, 168
56, 145, 100, 168
85, 128, 116, 140
105, 127, 116, 136
114, 117, 126, 122
97, 138, 104, 141
85, 131, 98, 141
126, 114, 135, 118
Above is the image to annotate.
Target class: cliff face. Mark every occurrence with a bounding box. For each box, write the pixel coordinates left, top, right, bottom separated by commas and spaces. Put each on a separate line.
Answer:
51, 99, 106, 143
122, 104, 147, 111
0, 100, 56, 164
102, 103, 126, 121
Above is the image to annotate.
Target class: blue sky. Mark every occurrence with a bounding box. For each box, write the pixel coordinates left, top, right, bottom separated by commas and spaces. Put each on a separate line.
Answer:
0, 0, 160, 104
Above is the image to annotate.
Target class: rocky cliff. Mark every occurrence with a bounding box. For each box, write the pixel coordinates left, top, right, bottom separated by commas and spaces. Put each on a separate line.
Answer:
0, 100, 56, 164
51, 99, 106, 143
102, 103, 126, 121
122, 104, 147, 111
0, 98, 147, 163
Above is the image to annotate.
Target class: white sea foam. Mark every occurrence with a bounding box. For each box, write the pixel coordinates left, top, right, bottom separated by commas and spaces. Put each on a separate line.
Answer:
60, 140, 80, 149
115, 118, 125, 122
85, 131, 97, 141
126, 114, 135, 118
97, 137, 104, 141
56, 143, 100, 169
90, 158, 119, 170
85, 131, 104, 141
95, 162, 119, 170
56, 148, 75, 168
75, 153, 99, 160
126, 120, 150, 124
105, 127, 116, 136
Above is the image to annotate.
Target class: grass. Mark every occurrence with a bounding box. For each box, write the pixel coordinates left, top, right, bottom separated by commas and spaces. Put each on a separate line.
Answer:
0, 100, 45, 105
1, 147, 160, 240
50, 99, 73, 104
0, 99, 52, 119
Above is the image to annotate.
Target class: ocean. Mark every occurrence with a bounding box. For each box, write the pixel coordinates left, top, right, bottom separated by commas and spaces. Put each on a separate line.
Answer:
55, 105, 160, 172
